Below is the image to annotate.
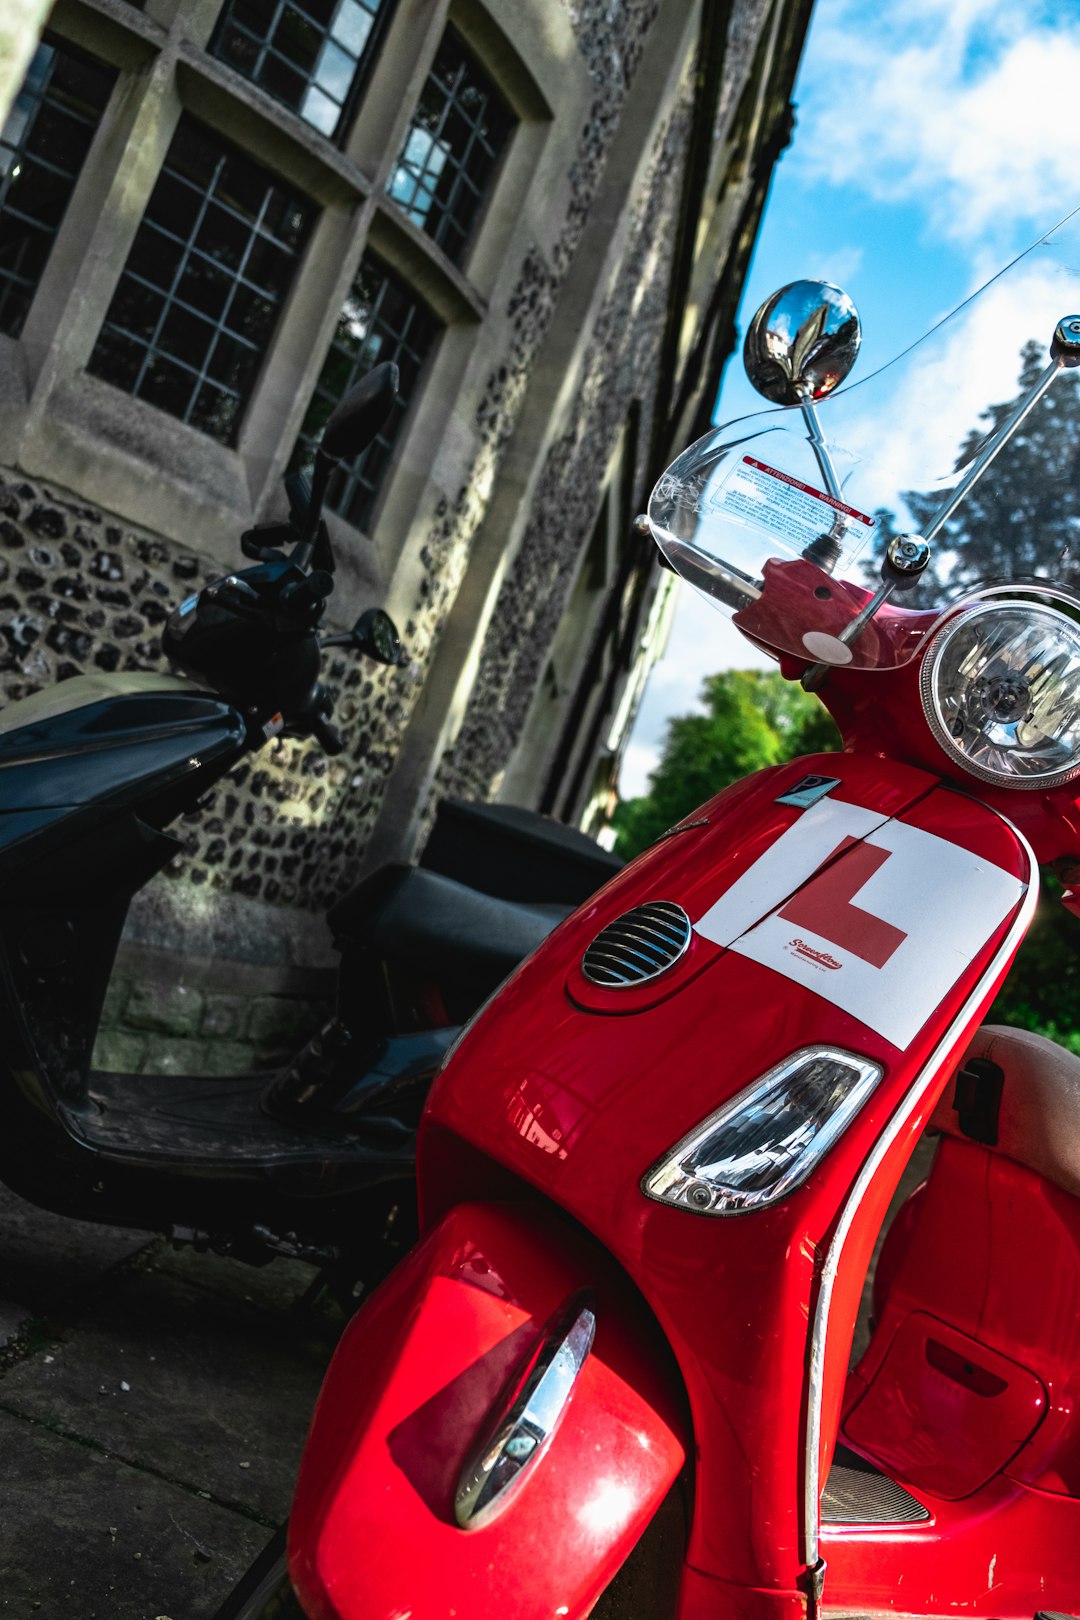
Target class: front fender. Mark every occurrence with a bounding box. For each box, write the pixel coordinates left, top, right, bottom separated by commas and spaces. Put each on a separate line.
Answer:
289, 1201, 689, 1620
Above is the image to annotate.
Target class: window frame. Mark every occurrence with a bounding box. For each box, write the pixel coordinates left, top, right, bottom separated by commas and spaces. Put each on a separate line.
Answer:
385, 21, 517, 271
0, 31, 118, 341
0, 0, 561, 586
86, 110, 318, 446
207, 0, 397, 146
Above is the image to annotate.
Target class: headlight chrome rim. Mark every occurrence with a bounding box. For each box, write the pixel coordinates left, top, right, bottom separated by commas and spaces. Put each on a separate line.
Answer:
920, 598, 1080, 790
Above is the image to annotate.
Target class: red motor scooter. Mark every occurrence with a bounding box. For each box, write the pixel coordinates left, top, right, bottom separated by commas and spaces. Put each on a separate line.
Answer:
221, 222, 1080, 1619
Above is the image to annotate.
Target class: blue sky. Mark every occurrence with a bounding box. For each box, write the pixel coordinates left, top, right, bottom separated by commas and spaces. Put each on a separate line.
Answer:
621, 0, 1080, 795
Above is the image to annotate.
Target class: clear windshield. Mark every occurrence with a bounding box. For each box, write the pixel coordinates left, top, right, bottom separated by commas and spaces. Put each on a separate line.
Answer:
649, 208, 1080, 670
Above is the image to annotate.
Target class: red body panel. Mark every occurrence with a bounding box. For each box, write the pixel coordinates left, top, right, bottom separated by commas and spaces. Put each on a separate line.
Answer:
415, 756, 1037, 1608
816, 1133, 1080, 1613
848, 1139, 1080, 1492
821, 1480, 1080, 1614
288, 688, 1080, 1619
289, 1201, 688, 1620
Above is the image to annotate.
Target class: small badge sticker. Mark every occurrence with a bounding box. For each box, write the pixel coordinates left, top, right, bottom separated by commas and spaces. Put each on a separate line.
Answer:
776, 774, 842, 809
787, 937, 843, 970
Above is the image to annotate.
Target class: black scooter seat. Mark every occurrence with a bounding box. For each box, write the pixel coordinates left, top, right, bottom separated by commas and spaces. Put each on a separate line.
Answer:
329, 863, 572, 1000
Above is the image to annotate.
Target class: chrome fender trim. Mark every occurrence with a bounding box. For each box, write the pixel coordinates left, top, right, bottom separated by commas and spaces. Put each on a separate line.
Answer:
455, 1289, 596, 1530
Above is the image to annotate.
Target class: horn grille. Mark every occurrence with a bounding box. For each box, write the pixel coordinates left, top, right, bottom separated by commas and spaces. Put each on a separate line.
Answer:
582, 901, 692, 988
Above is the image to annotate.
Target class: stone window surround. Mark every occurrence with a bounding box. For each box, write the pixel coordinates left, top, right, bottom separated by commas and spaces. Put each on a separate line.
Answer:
0, 0, 556, 597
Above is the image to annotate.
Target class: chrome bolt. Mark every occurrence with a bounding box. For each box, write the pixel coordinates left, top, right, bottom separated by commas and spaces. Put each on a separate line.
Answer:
886, 532, 930, 575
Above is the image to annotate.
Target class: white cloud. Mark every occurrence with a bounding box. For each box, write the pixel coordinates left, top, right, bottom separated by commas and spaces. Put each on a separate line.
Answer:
818, 243, 865, 288
797, 0, 1080, 242
619, 740, 660, 798
832, 256, 1077, 524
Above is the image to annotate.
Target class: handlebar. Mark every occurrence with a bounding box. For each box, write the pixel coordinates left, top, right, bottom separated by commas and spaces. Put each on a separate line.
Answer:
206, 576, 262, 616
309, 713, 344, 755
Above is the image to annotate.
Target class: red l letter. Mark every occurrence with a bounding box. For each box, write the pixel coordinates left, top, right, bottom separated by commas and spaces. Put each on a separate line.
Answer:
778, 839, 907, 968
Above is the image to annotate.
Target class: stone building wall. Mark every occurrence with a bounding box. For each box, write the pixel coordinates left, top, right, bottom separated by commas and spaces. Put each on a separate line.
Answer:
433, 57, 693, 807
0, 467, 408, 915
0, 0, 677, 921
0, 0, 813, 1065
433, 0, 810, 813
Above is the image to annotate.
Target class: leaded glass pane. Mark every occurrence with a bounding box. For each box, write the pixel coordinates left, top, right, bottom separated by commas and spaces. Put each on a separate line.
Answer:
211, 0, 389, 140
291, 252, 440, 530
386, 28, 514, 266
88, 117, 314, 446
0, 38, 115, 338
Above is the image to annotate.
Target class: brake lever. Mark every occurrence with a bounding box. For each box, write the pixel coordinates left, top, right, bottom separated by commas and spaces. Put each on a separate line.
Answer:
279, 569, 334, 622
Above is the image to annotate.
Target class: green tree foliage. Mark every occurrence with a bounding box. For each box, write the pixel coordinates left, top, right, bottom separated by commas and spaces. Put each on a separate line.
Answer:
613, 670, 838, 858
987, 875, 1080, 1055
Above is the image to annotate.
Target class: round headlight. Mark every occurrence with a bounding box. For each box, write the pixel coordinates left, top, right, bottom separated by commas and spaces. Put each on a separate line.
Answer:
921, 600, 1080, 788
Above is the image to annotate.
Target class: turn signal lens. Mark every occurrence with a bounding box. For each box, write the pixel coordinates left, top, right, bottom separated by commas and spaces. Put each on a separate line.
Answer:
642, 1047, 883, 1216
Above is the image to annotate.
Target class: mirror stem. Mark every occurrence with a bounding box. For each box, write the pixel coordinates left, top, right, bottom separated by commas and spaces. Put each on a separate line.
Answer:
798, 394, 845, 502
302, 451, 334, 542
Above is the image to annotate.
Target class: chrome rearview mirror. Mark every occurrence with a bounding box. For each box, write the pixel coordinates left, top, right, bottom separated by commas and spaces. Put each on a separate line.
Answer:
743, 280, 861, 405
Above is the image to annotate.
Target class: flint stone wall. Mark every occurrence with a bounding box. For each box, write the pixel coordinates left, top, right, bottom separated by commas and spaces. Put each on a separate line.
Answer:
0, 0, 674, 920
0, 0, 797, 1060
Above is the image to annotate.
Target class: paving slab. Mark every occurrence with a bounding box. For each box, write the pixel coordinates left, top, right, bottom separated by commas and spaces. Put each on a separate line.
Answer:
0, 1409, 271, 1619
0, 1183, 345, 1616
1, 1262, 337, 1523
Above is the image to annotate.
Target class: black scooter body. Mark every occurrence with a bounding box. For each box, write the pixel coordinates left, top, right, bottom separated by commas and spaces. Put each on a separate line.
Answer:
0, 670, 429, 1271
0, 669, 576, 1281
0, 673, 247, 883
0, 367, 610, 1286
0, 670, 414, 1224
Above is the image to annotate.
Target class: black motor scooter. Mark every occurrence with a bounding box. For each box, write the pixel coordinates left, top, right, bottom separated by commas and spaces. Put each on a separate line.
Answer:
0, 364, 619, 1290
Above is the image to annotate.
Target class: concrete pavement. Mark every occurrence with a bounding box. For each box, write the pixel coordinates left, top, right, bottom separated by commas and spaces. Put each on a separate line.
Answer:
0, 1183, 340, 1618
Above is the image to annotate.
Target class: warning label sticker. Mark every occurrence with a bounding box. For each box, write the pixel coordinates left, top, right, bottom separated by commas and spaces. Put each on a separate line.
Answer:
710, 456, 875, 553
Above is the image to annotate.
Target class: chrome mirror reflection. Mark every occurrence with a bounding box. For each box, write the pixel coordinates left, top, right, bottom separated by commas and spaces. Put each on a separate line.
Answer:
743, 280, 861, 405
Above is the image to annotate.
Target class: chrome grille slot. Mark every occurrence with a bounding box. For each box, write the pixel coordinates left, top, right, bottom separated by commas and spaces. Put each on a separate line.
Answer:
581, 901, 692, 987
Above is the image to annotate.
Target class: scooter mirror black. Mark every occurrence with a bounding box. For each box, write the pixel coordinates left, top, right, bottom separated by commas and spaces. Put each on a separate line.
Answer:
295, 363, 400, 556
354, 608, 405, 665
323, 607, 406, 664
320, 362, 399, 463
